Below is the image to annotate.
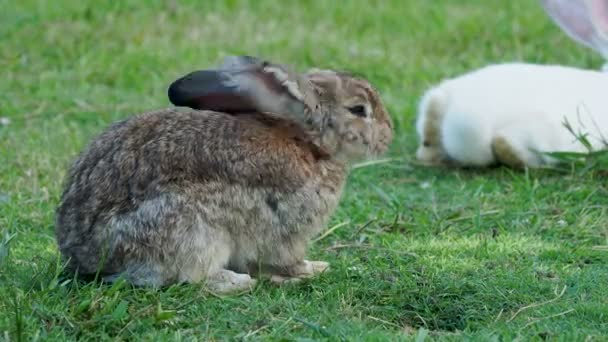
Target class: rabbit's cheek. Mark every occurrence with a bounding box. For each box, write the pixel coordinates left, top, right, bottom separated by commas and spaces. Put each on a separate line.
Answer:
337, 131, 367, 161
351, 120, 373, 142
370, 124, 389, 155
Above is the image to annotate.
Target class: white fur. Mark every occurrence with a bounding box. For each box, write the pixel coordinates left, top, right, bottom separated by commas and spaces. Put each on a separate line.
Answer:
416, 0, 608, 168
417, 63, 608, 167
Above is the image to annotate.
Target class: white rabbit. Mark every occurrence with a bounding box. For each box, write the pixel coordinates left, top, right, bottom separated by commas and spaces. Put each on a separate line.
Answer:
415, 0, 608, 168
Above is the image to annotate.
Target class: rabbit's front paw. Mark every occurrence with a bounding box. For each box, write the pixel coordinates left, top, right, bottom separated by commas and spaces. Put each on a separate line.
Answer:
269, 260, 330, 284
307, 260, 330, 275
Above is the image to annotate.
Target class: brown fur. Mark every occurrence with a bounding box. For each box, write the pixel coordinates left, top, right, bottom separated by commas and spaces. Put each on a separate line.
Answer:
416, 89, 448, 165
55, 70, 392, 291
491, 136, 526, 169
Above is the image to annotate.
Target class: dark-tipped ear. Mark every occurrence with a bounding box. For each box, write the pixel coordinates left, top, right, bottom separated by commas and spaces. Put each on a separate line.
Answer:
168, 69, 258, 113
168, 57, 317, 116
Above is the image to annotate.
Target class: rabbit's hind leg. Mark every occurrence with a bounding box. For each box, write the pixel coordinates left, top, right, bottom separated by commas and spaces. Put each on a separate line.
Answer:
492, 124, 545, 168
169, 201, 256, 293
491, 136, 527, 168
104, 192, 237, 288
174, 230, 257, 293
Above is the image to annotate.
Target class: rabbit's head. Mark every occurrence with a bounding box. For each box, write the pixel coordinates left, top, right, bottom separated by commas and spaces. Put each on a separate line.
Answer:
542, 0, 608, 70
168, 56, 393, 164
300, 68, 393, 162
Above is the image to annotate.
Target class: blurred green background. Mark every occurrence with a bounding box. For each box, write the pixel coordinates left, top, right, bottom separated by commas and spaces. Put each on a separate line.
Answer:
1, 0, 606, 340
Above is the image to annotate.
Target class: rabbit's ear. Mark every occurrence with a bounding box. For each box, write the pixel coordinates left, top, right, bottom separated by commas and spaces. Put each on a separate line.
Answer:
168, 57, 316, 116
542, 0, 608, 58
587, 0, 608, 40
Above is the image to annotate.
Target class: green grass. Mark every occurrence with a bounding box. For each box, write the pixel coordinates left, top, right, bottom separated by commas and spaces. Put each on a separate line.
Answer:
1, 0, 607, 340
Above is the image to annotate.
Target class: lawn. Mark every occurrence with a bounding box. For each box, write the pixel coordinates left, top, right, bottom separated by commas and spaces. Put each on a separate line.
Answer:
1, 0, 607, 340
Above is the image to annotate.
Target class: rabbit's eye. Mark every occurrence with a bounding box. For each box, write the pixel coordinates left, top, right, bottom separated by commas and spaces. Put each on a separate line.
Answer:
347, 105, 367, 117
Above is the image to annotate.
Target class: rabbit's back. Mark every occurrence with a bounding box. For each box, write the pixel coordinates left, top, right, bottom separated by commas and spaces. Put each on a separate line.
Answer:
442, 63, 607, 125
58, 108, 328, 208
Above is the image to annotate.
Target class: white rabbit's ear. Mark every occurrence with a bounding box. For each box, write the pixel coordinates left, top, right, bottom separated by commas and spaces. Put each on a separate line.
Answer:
587, 0, 608, 40
168, 57, 318, 116
542, 0, 608, 58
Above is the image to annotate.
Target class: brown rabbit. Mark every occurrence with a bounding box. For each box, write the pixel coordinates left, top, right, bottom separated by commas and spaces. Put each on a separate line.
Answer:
55, 56, 393, 293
